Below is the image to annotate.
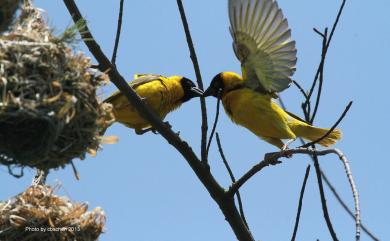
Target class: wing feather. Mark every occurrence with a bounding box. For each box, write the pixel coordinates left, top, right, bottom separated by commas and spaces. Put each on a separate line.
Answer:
104, 74, 164, 103
229, 0, 297, 93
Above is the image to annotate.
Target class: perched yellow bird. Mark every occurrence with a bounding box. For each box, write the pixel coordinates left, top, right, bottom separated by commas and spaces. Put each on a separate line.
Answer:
104, 74, 203, 134
204, 0, 341, 149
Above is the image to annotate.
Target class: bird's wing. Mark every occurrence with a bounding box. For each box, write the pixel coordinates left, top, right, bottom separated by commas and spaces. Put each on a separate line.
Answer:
104, 74, 164, 103
229, 0, 297, 93
130, 74, 164, 89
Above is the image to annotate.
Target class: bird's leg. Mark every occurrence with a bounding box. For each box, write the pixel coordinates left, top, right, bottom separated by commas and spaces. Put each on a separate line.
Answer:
134, 122, 178, 135
135, 127, 157, 135
282, 138, 296, 151
281, 138, 296, 158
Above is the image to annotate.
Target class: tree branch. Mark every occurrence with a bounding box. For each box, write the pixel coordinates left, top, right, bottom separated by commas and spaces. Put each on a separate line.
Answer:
229, 148, 350, 198
291, 165, 311, 241
301, 101, 352, 148
62, 1, 254, 240
206, 94, 221, 156
216, 133, 249, 229
310, 28, 328, 123
280, 99, 375, 240
304, 0, 347, 116
228, 148, 359, 241
176, 0, 208, 164
312, 152, 339, 241
298, 2, 348, 237
111, 0, 125, 64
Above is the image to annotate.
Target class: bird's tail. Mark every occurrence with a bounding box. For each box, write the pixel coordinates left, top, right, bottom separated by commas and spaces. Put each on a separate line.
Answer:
292, 125, 342, 147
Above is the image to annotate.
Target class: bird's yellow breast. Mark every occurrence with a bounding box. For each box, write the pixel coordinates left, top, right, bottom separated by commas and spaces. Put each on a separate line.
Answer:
108, 78, 184, 130
222, 88, 296, 140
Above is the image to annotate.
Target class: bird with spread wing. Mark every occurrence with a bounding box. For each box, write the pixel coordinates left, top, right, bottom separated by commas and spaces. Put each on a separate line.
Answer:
204, 0, 341, 149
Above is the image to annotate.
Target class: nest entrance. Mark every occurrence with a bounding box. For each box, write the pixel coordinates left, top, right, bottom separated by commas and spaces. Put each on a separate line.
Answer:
0, 110, 59, 163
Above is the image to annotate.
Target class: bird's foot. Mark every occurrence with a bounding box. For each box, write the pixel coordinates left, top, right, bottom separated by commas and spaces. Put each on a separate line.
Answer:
281, 139, 296, 158
135, 127, 158, 135
163, 121, 172, 129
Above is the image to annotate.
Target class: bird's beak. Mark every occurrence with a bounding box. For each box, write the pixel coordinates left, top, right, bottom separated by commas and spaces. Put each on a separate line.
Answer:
190, 87, 204, 97
203, 86, 218, 97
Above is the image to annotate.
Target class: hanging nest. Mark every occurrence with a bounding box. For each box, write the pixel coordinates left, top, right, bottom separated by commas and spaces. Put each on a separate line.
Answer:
0, 0, 22, 32
0, 185, 106, 241
0, 2, 115, 172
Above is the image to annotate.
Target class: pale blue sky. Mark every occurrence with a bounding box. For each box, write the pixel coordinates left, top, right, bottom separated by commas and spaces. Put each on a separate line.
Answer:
1, 0, 389, 240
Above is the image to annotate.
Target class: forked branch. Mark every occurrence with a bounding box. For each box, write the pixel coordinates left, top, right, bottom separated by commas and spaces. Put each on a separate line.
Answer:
228, 147, 360, 241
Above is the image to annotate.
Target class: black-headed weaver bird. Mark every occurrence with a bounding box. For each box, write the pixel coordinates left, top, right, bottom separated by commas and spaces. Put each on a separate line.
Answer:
204, 0, 341, 149
104, 74, 203, 134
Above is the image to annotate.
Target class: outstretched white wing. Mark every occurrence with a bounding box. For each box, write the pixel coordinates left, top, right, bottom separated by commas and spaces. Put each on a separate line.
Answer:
229, 0, 297, 93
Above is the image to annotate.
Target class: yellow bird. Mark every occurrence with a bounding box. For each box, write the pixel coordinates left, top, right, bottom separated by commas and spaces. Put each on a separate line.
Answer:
204, 0, 341, 149
104, 74, 203, 134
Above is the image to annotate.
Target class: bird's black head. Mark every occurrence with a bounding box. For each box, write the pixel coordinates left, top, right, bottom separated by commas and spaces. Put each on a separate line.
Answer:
180, 77, 203, 102
204, 74, 224, 98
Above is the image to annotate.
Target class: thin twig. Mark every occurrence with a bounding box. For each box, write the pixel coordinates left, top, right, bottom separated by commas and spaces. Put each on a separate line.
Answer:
304, 0, 347, 114
312, 152, 339, 241
292, 80, 309, 100
301, 101, 352, 148
111, 0, 125, 64
291, 165, 311, 241
229, 147, 360, 241
70, 160, 80, 180
280, 99, 378, 241
279, 98, 380, 241
326, 0, 347, 50
310, 28, 328, 123
216, 133, 249, 229
176, 0, 208, 164
333, 148, 361, 240
229, 148, 347, 197
206, 94, 221, 156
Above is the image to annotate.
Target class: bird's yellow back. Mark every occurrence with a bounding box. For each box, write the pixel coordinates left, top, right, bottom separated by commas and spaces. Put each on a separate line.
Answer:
105, 76, 185, 131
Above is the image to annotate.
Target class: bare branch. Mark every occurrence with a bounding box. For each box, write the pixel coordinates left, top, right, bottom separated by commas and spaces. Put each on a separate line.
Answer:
312, 153, 339, 241
292, 80, 309, 100
333, 148, 361, 241
229, 148, 350, 199
70, 160, 80, 180
326, 0, 347, 50
206, 94, 221, 156
176, 0, 208, 164
111, 0, 125, 64
230, 147, 360, 241
321, 165, 378, 241
280, 99, 378, 241
216, 133, 249, 229
304, 0, 347, 115
310, 28, 328, 123
291, 165, 311, 241
301, 101, 352, 148
62, 1, 254, 240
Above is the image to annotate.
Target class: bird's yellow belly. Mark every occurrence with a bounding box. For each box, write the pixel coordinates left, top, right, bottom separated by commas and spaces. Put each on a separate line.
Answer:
113, 106, 150, 130
222, 89, 295, 140
110, 95, 171, 130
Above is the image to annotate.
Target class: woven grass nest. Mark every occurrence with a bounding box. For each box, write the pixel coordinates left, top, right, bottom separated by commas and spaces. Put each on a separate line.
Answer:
0, 0, 22, 32
0, 185, 106, 241
0, 2, 114, 171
